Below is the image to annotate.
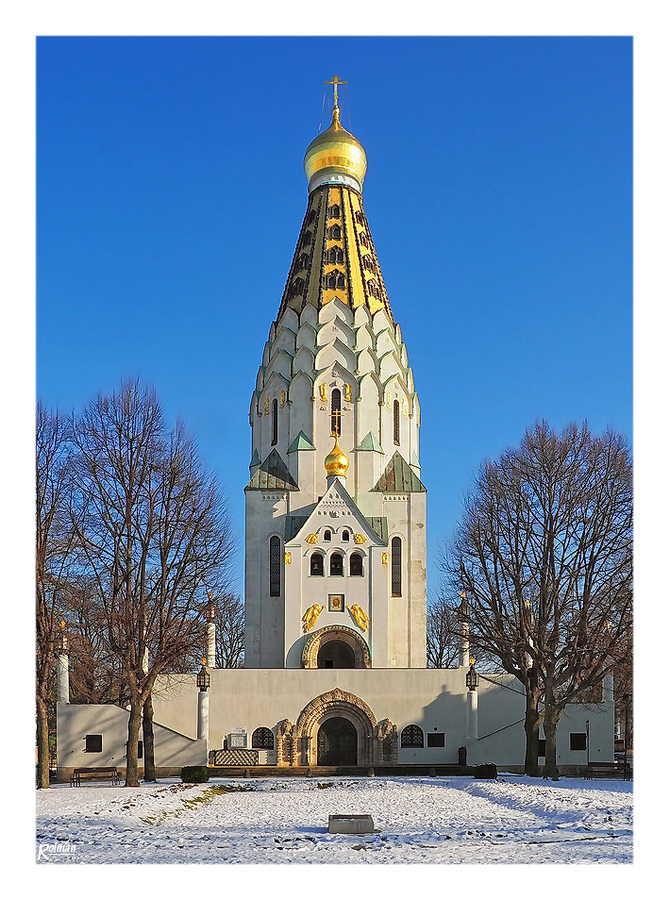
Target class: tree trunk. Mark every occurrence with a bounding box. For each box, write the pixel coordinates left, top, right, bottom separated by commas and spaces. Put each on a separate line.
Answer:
543, 704, 560, 781
36, 694, 51, 789
142, 694, 156, 782
523, 677, 542, 776
125, 696, 143, 787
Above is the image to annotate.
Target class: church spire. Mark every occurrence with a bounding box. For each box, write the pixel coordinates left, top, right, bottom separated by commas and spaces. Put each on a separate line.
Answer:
278, 79, 392, 320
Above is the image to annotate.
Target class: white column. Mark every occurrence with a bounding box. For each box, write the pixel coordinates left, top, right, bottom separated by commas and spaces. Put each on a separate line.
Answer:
207, 620, 216, 668
56, 651, 70, 704
466, 689, 478, 741
56, 630, 70, 704
603, 670, 614, 704
459, 623, 470, 668
458, 596, 470, 667
197, 689, 210, 747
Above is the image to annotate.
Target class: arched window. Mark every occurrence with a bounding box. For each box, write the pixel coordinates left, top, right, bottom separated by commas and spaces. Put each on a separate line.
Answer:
330, 224, 342, 240
327, 246, 344, 264
330, 388, 342, 436
393, 399, 400, 446
298, 252, 310, 269
323, 529, 332, 542
252, 727, 274, 750
342, 530, 350, 542
310, 553, 324, 576
289, 276, 305, 298
391, 536, 402, 597
330, 553, 344, 576
326, 269, 345, 290
328, 203, 341, 218
302, 230, 312, 246
401, 724, 424, 748
359, 232, 368, 247
349, 553, 363, 576
271, 398, 278, 446
355, 210, 365, 225
362, 254, 375, 272
269, 536, 281, 597
307, 208, 317, 224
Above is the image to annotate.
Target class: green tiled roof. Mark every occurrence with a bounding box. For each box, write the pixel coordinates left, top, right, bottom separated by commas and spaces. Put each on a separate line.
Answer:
245, 449, 299, 491
287, 431, 316, 453
355, 432, 384, 453
371, 451, 427, 493
365, 516, 388, 542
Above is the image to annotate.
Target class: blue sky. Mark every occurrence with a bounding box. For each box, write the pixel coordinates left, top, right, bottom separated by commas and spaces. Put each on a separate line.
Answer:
36, 36, 632, 594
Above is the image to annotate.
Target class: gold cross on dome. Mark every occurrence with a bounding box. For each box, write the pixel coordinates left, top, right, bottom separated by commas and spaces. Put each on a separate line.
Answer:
325, 75, 347, 109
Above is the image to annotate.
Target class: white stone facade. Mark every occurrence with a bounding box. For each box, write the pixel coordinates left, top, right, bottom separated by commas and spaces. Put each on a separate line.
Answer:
245, 296, 426, 670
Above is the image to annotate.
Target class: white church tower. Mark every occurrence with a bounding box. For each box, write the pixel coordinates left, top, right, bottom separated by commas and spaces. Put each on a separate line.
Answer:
245, 78, 427, 670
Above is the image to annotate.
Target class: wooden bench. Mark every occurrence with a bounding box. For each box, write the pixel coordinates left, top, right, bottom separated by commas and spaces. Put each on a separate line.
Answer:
585, 761, 632, 781
70, 767, 121, 786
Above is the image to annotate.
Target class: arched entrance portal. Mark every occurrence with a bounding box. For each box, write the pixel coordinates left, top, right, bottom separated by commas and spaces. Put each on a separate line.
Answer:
317, 717, 357, 765
317, 640, 355, 669
301, 625, 371, 669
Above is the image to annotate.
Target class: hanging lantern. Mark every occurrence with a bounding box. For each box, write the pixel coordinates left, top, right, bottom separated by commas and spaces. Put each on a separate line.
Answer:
197, 663, 211, 691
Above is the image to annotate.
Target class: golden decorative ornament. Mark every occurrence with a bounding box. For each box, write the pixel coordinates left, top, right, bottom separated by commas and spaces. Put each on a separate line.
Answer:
319, 383, 328, 402
344, 382, 352, 402
280, 390, 286, 408
284, 552, 292, 564
381, 552, 388, 565
302, 604, 325, 633
324, 435, 349, 477
347, 603, 369, 632
469, 657, 476, 666
304, 76, 368, 193
264, 396, 269, 414
353, 533, 367, 544
306, 533, 319, 544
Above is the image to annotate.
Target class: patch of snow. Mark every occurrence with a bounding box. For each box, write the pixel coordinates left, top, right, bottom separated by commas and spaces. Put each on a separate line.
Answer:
35, 775, 632, 865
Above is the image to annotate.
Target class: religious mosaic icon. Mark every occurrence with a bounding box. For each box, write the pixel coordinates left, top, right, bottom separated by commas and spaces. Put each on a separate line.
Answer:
328, 593, 344, 612
353, 533, 367, 544
306, 533, 319, 544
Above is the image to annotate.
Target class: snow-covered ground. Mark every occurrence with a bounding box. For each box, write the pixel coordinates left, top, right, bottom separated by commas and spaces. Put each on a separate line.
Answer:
35, 774, 632, 864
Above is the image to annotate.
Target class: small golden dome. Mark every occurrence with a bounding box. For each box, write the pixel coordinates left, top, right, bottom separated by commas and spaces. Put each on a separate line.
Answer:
324, 435, 349, 477
304, 105, 367, 193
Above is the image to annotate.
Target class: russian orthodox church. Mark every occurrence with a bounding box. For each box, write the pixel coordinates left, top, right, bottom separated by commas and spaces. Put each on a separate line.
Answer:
55, 80, 614, 776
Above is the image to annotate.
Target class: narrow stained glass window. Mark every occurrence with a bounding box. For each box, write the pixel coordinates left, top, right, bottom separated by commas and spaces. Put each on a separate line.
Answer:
271, 398, 278, 446
269, 536, 281, 597
331, 388, 342, 436
391, 537, 402, 597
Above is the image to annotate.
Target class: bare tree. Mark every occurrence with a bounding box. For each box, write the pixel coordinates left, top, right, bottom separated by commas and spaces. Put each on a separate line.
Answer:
426, 591, 461, 668
444, 422, 632, 778
215, 593, 245, 668
36, 403, 74, 788
68, 380, 234, 786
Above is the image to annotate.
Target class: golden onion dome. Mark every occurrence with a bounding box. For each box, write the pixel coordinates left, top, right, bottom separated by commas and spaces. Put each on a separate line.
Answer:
304, 105, 367, 194
324, 435, 349, 478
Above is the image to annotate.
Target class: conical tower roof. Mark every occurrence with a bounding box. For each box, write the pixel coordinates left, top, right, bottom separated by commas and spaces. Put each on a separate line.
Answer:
277, 80, 393, 322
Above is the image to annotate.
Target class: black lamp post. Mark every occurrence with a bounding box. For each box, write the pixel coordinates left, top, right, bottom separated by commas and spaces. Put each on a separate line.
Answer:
197, 660, 211, 692
466, 658, 479, 691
